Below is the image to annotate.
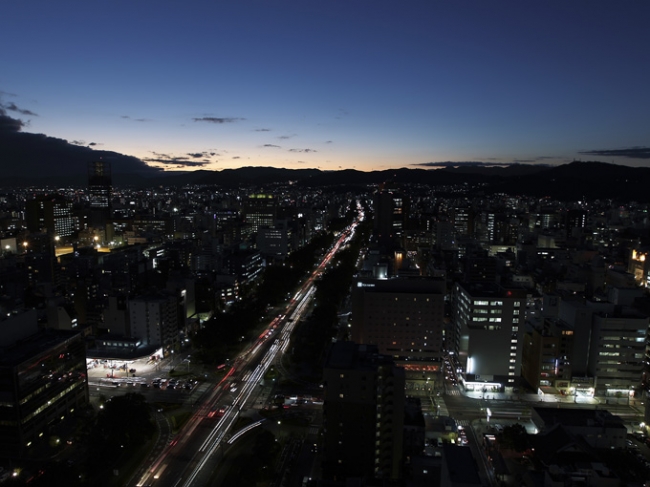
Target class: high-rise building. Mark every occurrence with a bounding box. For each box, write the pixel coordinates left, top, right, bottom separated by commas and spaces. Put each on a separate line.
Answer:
351, 277, 446, 362
25, 195, 77, 238
243, 194, 276, 234
589, 310, 648, 397
88, 160, 112, 227
128, 293, 179, 352
322, 342, 405, 482
0, 311, 88, 458
373, 190, 409, 241
451, 206, 473, 239
521, 319, 574, 393
451, 282, 527, 391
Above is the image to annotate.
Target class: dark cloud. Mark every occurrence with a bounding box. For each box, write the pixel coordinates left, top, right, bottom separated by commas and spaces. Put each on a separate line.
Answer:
88, 142, 99, 146
232, 156, 240, 159
143, 153, 207, 167
289, 148, 317, 153
186, 151, 220, 159
70, 140, 86, 146
255, 128, 271, 132
193, 117, 243, 124
579, 147, 650, 160
0, 107, 160, 178
263, 144, 281, 148
325, 140, 333, 144
0, 108, 25, 132
278, 134, 294, 140
4, 102, 37, 116
146, 151, 220, 166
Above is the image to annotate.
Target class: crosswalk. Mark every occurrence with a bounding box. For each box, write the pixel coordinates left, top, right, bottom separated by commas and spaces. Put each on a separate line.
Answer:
445, 388, 461, 396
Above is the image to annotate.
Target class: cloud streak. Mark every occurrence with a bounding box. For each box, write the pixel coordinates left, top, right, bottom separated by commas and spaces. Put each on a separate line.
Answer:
3, 102, 37, 116
288, 148, 317, 153
121, 115, 150, 122
579, 147, 650, 160
143, 151, 209, 167
193, 117, 244, 124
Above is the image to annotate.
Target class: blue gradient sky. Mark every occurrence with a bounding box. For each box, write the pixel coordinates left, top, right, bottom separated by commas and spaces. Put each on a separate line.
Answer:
1, 1, 649, 172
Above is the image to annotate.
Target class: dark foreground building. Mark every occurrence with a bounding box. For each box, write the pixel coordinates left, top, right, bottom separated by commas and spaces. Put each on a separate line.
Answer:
322, 341, 405, 483
0, 322, 88, 458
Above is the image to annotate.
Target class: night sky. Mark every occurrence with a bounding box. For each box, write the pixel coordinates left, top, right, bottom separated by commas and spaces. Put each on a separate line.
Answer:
1, 1, 649, 173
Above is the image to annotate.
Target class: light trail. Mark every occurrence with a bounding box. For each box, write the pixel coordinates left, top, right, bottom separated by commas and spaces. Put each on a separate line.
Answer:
138, 203, 364, 487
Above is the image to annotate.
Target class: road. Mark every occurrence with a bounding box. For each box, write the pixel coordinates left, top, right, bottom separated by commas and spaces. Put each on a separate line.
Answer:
130, 204, 364, 487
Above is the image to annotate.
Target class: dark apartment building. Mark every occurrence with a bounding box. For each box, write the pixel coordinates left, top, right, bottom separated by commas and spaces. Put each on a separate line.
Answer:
0, 312, 88, 458
322, 342, 405, 483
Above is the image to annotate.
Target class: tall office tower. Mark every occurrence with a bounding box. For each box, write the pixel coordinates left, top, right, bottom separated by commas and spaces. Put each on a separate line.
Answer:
351, 276, 446, 362
451, 282, 527, 392
26, 195, 77, 238
243, 194, 276, 234
533, 207, 559, 230
434, 220, 455, 250
88, 160, 112, 227
373, 189, 409, 241
566, 209, 587, 230
451, 206, 474, 239
322, 342, 405, 482
477, 210, 497, 244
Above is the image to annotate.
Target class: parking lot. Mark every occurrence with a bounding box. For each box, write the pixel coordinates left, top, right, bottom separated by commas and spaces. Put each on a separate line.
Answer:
86, 354, 198, 391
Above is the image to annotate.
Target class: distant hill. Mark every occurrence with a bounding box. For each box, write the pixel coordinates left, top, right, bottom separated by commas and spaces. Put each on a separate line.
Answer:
486, 161, 650, 201
146, 162, 650, 202
1, 110, 649, 201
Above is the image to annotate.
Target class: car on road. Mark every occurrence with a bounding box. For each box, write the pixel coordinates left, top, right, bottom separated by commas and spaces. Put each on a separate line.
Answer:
208, 405, 229, 418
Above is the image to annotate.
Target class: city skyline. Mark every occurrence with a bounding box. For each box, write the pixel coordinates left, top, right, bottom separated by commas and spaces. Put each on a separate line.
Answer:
1, 0, 649, 174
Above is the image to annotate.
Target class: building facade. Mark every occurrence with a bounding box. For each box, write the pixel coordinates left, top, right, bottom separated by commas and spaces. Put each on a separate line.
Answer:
128, 293, 179, 352
322, 342, 405, 482
589, 310, 648, 398
451, 282, 527, 392
351, 277, 446, 362
0, 329, 88, 458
